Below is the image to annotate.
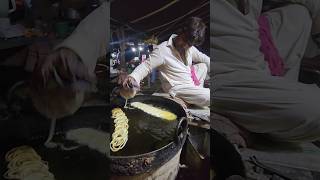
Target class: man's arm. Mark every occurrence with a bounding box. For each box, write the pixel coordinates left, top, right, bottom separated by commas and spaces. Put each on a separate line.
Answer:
55, 2, 108, 74
129, 46, 165, 84
273, 0, 320, 18
190, 46, 210, 72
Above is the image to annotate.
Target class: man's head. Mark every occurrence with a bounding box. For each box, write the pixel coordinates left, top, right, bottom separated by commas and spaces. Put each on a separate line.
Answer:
181, 17, 206, 47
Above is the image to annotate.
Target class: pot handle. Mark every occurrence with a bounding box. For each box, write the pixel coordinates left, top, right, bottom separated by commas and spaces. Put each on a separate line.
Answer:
175, 117, 188, 144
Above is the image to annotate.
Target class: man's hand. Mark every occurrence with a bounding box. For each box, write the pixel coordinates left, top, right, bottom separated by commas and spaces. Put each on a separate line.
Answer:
32, 48, 96, 90
30, 48, 95, 119
117, 73, 140, 99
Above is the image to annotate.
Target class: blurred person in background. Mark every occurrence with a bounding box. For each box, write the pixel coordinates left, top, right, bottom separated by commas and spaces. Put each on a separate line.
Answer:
212, 0, 320, 144
29, 0, 108, 119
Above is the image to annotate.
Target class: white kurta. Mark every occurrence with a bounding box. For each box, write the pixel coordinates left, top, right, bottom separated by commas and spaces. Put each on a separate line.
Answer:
30, 2, 109, 119
212, 0, 320, 142
56, 1, 108, 75
129, 34, 211, 106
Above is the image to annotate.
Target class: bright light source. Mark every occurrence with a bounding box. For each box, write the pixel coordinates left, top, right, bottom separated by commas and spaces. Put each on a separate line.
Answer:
131, 47, 136, 52
138, 46, 143, 51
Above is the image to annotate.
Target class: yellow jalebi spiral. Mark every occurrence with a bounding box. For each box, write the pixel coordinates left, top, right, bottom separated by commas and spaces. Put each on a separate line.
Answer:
3, 146, 55, 180
131, 102, 177, 121
110, 108, 129, 152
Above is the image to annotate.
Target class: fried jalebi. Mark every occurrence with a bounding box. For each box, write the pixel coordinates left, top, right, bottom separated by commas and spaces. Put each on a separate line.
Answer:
3, 146, 55, 180
110, 108, 129, 152
131, 102, 177, 121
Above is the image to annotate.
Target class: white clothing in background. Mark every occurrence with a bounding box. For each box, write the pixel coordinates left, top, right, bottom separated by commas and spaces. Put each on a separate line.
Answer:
212, 0, 320, 142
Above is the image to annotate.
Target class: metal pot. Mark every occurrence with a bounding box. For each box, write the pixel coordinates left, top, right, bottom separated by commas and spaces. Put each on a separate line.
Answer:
0, 105, 110, 180
109, 95, 188, 176
0, 95, 188, 179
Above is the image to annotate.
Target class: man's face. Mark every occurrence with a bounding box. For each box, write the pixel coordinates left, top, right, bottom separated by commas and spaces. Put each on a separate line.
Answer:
186, 27, 206, 47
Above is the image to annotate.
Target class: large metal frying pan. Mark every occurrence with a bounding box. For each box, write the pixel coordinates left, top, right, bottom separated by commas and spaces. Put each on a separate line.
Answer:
0, 94, 188, 178
0, 105, 110, 180
109, 95, 188, 176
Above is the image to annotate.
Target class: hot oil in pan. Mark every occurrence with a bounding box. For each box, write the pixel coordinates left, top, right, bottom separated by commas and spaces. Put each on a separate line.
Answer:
35, 146, 110, 180
0, 106, 110, 180
111, 108, 178, 156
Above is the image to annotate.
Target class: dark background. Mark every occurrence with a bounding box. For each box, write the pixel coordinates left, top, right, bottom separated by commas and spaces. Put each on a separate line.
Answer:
110, 0, 210, 55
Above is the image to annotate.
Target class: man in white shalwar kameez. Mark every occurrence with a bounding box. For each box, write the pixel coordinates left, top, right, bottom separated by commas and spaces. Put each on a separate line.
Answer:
212, 0, 320, 142
120, 17, 210, 107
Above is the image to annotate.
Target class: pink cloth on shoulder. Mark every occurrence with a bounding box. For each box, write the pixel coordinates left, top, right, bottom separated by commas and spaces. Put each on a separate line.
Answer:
191, 65, 200, 86
258, 15, 285, 76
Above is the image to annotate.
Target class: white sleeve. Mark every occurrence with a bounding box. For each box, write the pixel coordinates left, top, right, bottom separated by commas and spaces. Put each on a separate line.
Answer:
274, 0, 320, 18
129, 46, 165, 83
55, 2, 108, 73
191, 46, 210, 72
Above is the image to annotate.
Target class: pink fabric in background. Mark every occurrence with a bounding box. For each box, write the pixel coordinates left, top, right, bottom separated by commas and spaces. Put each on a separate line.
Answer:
258, 15, 285, 76
191, 65, 200, 86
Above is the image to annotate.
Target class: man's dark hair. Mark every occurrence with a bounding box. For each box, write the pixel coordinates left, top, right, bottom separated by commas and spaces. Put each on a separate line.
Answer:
182, 17, 206, 46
